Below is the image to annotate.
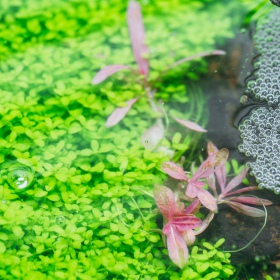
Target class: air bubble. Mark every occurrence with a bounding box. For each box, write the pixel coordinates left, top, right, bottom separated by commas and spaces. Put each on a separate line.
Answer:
6, 163, 35, 191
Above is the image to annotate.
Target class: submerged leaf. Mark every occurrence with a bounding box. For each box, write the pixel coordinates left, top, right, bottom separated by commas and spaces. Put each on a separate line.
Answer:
163, 224, 189, 269
173, 117, 207, 133
197, 188, 217, 212
222, 166, 249, 197
185, 199, 201, 215
92, 65, 129, 84
194, 211, 215, 235
127, 1, 149, 76
141, 119, 164, 150
161, 162, 188, 181
153, 185, 177, 219
228, 196, 272, 206
225, 201, 265, 217
105, 98, 138, 127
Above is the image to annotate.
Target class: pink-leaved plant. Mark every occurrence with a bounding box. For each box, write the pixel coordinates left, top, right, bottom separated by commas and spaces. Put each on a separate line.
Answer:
206, 142, 272, 217
153, 185, 202, 268
155, 142, 272, 267
92, 0, 225, 149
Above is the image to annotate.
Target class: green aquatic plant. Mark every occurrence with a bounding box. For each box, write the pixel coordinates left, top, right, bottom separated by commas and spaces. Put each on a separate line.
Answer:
0, 0, 252, 279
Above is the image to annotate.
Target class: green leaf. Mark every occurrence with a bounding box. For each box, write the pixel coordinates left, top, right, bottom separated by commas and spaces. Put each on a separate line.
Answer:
47, 194, 60, 201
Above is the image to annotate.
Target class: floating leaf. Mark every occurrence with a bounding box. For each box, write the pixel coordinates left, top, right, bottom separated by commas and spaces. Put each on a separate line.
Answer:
173, 117, 207, 133
105, 98, 138, 127
161, 162, 188, 181
92, 65, 129, 84
127, 1, 149, 76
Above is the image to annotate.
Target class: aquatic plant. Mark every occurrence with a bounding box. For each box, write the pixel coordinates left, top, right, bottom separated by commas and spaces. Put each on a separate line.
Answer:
0, 0, 251, 278
238, 8, 280, 193
156, 142, 272, 267
92, 1, 225, 150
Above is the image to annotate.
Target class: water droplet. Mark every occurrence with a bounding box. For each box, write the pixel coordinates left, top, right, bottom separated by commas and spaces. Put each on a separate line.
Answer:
6, 163, 35, 191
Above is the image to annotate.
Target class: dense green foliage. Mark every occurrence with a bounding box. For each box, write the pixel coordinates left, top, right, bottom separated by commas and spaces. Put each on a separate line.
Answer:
0, 0, 247, 278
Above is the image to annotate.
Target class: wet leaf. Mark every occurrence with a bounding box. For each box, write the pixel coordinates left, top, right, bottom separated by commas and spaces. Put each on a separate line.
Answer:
194, 211, 215, 235
127, 1, 149, 76
105, 98, 138, 127
92, 65, 129, 84
184, 199, 201, 215
228, 196, 272, 206
173, 117, 207, 133
163, 223, 188, 268
197, 188, 217, 211
161, 162, 188, 181
225, 201, 265, 217
222, 166, 249, 196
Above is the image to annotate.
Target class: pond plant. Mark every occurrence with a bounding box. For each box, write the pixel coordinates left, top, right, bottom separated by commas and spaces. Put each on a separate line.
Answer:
156, 142, 272, 269
0, 0, 265, 279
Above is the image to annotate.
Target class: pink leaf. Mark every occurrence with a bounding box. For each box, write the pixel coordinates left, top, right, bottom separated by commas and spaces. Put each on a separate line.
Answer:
105, 98, 138, 127
171, 215, 202, 232
194, 211, 215, 235
186, 181, 199, 198
225, 201, 265, 217
206, 173, 217, 194
222, 166, 249, 197
173, 117, 207, 133
207, 141, 218, 156
224, 186, 259, 197
185, 199, 201, 215
127, 1, 149, 76
161, 162, 188, 181
167, 50, 226, 70
141, 119, 164, 150
192, 148, 229, 180
197, 188, 217, 212
207, 142, 226, 190
228, 196, 273, 206
153, 185, 177, 219
182, 229, 196, 246
163, 224, 189, 268
92, 65, 129, 84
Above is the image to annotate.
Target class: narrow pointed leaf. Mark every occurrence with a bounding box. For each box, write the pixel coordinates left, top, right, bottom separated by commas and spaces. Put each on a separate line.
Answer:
225, 201, 265, 217
141, 119, 164, 150
164, 224, 189, 269
197, 188, 217, 212
222, 166, 249, 196
92, 65, 129, 84
185, 199, 201, 215
105, 98, 138, 127
206, 173, 217, 194
127, 1, 149, 76
223, 186, 259, 197
194, 211, 215, 235
167, 50, 226, 70
173, 117, 207, 133
228, 196, 272, 206
161, 162, 188, 181
154, 185, 176, 219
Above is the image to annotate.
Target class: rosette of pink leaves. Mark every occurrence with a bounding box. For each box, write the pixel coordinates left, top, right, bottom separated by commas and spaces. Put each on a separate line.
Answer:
206, 142, 272, 217
91, 0, 225, 142
161, 147, 229, 212
154, 185, 202, 268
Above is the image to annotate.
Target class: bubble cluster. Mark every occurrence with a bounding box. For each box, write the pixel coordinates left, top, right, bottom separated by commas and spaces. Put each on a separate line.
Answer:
238, 8, 280, 193
246, 9, 280, 105
239, 107, 280, 193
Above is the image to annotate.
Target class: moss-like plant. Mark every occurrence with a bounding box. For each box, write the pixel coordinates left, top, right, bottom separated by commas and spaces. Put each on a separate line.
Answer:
0, 0, 250, 279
